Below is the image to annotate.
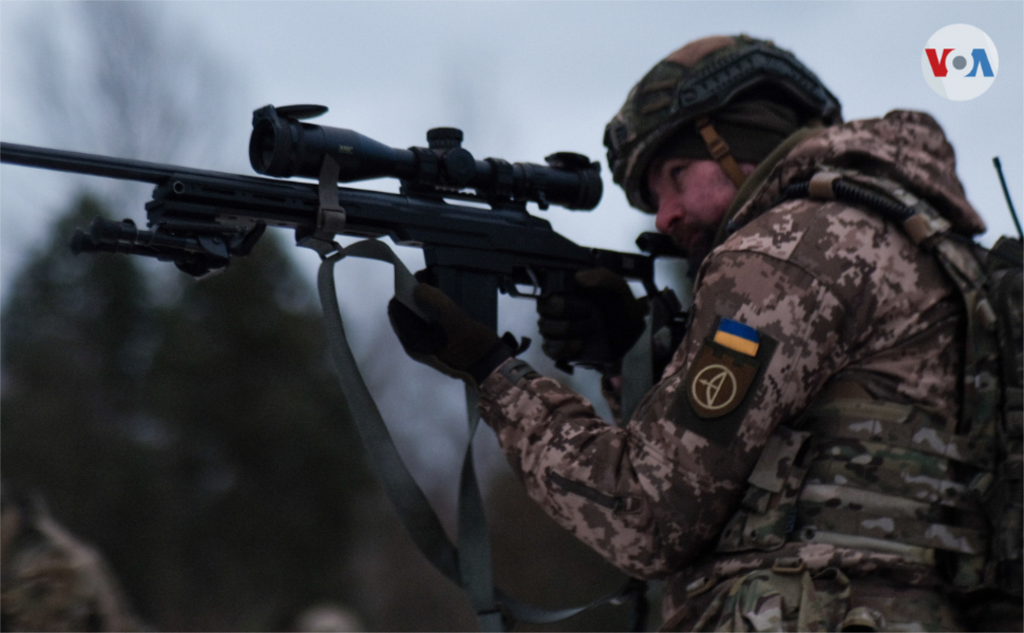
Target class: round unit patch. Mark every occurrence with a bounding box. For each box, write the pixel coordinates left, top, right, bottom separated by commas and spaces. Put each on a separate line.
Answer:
685, 342, 758, 419
691, 364, 739, 413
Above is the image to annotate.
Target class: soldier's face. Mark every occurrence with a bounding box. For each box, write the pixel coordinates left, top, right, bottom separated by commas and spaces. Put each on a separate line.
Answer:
647, 157, 749, 259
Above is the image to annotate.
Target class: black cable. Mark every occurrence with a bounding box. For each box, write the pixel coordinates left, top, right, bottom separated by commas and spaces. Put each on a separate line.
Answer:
779, 180, 914, 223
993, 157, 1023, 241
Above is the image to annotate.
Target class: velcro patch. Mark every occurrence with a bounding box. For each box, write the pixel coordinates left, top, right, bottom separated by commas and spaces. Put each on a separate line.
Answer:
687, 343, 759, 418
670, 317, 777, 446
713, 317, 760, 357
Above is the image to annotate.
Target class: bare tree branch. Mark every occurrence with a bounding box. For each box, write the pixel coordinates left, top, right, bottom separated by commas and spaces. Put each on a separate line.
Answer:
18, 2, 237, 217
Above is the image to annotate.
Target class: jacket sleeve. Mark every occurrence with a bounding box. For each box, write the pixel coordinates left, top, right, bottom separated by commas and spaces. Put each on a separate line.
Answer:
477, 250, 851, 578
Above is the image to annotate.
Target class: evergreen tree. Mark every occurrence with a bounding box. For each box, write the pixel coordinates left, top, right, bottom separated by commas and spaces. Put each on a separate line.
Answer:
2, 194, 375, 629
1, 193, 156, 610
139, 232, 373, 629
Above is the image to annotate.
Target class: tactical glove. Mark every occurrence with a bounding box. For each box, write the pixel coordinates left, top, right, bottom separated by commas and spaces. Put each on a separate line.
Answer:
388, 283, 511, 384
537, 268, 648, 371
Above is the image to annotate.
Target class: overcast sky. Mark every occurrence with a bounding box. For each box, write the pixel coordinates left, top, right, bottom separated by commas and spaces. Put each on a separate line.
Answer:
2, 1, 1022, 496
4, 2, 1021, 255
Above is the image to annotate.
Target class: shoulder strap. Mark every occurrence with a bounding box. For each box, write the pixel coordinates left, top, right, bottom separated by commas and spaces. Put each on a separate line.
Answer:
981, 237, 1024, 596
779, 169, 996, 434
788, 168, 1024, 594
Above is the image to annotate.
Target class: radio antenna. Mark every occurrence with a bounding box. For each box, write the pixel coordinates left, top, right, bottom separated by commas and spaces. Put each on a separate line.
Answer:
993, 157, 1023, 240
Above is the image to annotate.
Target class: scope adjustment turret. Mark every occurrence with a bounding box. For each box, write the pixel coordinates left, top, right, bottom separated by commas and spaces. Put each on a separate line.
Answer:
426, 128, 465, 150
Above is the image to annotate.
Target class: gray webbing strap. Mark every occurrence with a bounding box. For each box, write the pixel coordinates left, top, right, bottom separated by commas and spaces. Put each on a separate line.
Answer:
314, 238, 647, 630
620, 314, 654, 421
315, 240, 502, 630
316, 244, 458, 579
458, 383, 502, 629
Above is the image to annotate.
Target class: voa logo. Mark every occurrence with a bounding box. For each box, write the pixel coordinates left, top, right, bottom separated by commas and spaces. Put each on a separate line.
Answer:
923, 24, 998, 101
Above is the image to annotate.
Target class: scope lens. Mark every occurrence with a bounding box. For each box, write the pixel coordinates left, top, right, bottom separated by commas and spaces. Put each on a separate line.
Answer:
249, 119, 280, 174
260, 134, 276, 173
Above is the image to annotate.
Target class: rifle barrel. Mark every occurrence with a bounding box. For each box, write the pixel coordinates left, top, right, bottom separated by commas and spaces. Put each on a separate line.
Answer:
2, 142, 204, 185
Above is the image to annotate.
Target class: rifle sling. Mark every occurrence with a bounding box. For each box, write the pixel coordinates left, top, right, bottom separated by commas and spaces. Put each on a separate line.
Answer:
313, 238, 646, 630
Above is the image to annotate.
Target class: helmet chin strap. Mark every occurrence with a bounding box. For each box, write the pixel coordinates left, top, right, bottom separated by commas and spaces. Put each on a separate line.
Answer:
696, 116, 748, 188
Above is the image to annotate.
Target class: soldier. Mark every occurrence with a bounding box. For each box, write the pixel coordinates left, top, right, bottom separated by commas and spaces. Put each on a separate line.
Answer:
0, 484, 144, 631
389, 35, 1022, 631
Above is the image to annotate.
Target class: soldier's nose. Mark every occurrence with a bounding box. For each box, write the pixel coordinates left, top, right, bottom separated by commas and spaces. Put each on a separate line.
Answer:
655, 201, 684, 234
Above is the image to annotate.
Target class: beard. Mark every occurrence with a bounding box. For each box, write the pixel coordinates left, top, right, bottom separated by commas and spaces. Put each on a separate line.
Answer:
668, 221, 718, 270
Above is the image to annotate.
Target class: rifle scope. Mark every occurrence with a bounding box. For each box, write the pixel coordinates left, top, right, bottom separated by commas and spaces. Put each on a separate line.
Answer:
249, 104, 602, 210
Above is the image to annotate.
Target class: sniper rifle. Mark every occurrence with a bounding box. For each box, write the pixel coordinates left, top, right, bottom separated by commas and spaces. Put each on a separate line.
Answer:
1, 103, 684, 374
2, 104, 687, 630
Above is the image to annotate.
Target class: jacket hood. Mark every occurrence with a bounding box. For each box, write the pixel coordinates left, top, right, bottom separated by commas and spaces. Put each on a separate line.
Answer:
731, 110, 987, 236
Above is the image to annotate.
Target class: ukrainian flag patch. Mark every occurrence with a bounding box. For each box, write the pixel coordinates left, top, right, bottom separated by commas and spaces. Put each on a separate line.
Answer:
713, 318, 760, 357
673, 316, 777, 443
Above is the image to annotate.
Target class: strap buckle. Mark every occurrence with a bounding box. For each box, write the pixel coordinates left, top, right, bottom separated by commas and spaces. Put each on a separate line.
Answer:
771, 556, 807, 574
685, 575, 718, 597
695, 117, 747, 188
808, 171, 841, 199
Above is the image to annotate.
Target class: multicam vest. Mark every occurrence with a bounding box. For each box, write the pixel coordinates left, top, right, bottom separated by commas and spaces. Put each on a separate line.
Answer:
711, 169, 1023, 597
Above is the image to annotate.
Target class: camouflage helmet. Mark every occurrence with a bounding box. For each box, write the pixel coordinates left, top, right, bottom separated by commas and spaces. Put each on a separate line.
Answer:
605, 35, 842, 212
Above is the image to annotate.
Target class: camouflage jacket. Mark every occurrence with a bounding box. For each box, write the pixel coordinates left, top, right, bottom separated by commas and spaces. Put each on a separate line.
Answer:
1, 488, 143, 632
478, 111, 991, 629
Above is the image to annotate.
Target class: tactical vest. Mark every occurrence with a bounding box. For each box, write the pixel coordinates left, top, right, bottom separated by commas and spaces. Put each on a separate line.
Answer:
711, 168, 1023, 597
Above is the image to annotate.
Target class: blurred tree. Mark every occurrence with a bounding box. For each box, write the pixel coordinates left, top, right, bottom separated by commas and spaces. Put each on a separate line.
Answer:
23, 2, 231, 163
1, 194, 378, 630
2, 2, 239, 294
2, 4, 665, 631
0, 194, 159, 615
137, 232, 374, 629
2, 3, 378, 629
